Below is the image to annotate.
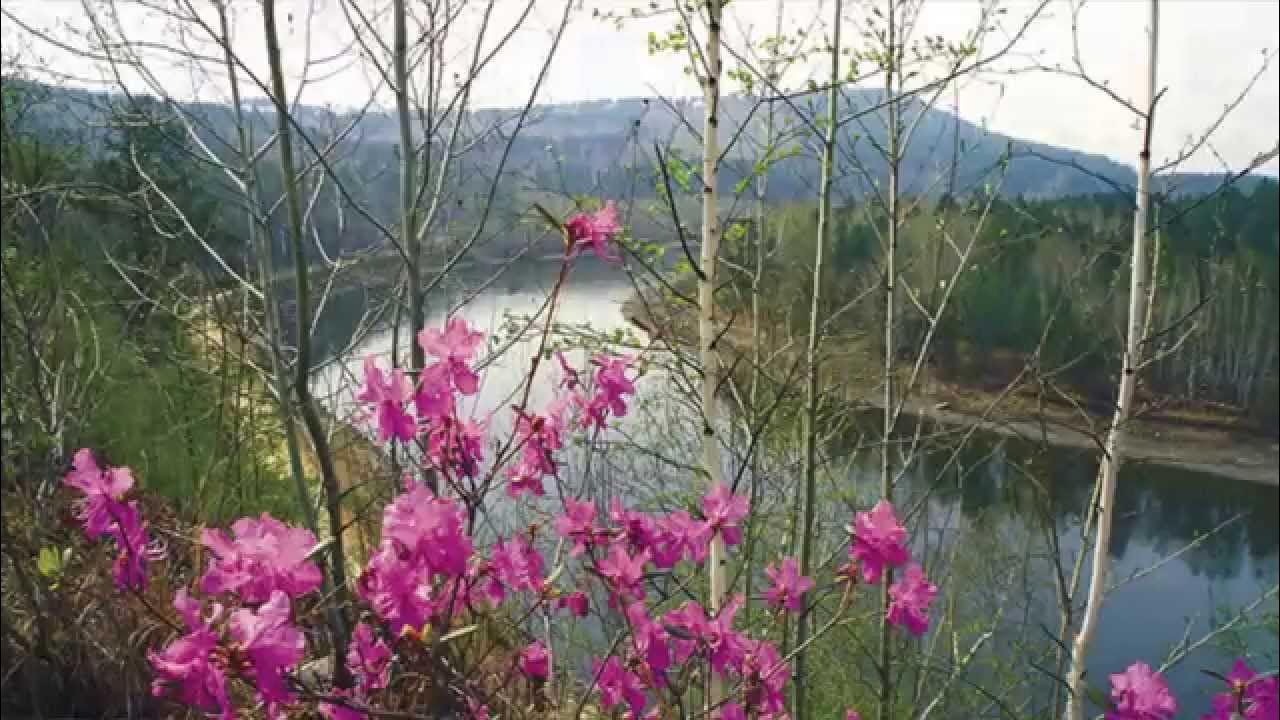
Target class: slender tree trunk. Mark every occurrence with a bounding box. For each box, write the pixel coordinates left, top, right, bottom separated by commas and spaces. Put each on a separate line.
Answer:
393, 0, 424, 376
878, 3, 901, 718
1064, 3, 1159, 718
698, 0, 727, 713
261, 0, 352, 687
216, 1, 318, 538
795, 4, 841, 718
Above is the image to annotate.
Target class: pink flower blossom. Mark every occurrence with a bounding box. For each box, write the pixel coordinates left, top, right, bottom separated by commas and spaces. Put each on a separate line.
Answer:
595, 544, 649, 603
64, 448, 135, 539
413, 362, 457, 421
381, 484, 472, 578
847, 711, 863, 720
592, 353, 635, 417
555, 499, 604, 556
740, 637, 789, 713
610, 498, 660, 555
850, 499, 910, 584
764, 557, 814, 613
418, 317, 484, 395
519, 641, 550, 680
108, 501, 161, 591
655, 510, 710, 566
505, 410, 565, 498
356, 356, 415, 443
148, 589, 231, 719
593, 656, 646, 717
1107, 661, 1177, 720
200, 513, 322, 603
702, 482, 749, 547
488, 535, 545, 598
721, 703, 747, 720
566, 201, 622, 262
664, 596, 747, 675
425, 416, 486, 479
348, 623, 391, 692
886, 563, 936, 637
228, 590, 305, 716
624, 600, 671, 676
1203, 660, 1277, 720
557, 590, 589, 617
356, 545, 434, 635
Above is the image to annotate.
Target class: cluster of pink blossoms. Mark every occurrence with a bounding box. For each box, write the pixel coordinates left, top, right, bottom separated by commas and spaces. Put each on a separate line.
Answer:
1201, 660, 1279, 720
843, 499, 938, 636
63, 203, 1276, 720
146, 518, 321, 718
1103, 658, 1278, 720
63, 448, 162, 590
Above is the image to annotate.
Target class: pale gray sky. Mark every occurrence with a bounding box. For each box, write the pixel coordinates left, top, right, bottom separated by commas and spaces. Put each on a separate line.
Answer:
4, 0, 1277, 173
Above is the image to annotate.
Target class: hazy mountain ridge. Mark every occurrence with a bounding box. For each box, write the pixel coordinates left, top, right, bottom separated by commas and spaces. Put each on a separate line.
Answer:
7, 78, 1266, 205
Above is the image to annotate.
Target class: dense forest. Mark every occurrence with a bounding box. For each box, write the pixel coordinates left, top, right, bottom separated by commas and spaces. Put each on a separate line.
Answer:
738, 182, 1279, 428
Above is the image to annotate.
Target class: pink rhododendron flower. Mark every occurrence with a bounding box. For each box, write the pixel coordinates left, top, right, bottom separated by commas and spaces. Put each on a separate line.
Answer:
566, 201, 622, 262
595, 544, 649, 603
886, 563, 936, 636
849, 499, 910, 584
1204, 659, 1277, 720
664, 596, 747, 675
425, 416, 486, 479
200, 513, 322, 603
149, 589, 231, 719
228, 590, 305, 716
108, 500, 162, 591
557, 590, 589, 617
847, 711, 863, 720
381, 483, 472, 578
488, 535, 545, 598
356, 545, 435, 635
348, 623, 391, 692
764, 557, 814, 613
610, 498, 660, 555
593, 656, 647, 717
624, 601, 671, 676
592, 353, 635, 416
356, 356, 415, 443
655, 510, 710, 566
1107, 661, 1177, 720
556, 498, 604, 556
505, 409, 565, 497
519, 641, 550, 680
721, 703, 747, 720
418, 317, 484, 395
740, 637, 789, 714
64, 448, 135, 539
413, 362, 457, 421
702, 482, 749, 547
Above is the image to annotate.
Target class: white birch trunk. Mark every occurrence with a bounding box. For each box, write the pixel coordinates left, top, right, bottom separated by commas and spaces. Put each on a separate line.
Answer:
1064, 3, 1159, 717
698, 0, 727, 713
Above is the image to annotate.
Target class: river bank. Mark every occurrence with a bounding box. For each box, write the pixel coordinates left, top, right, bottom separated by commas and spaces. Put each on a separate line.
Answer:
622, 291, 1279, 486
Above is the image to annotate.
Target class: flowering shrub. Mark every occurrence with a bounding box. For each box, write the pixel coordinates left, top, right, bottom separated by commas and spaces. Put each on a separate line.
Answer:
60, 204, 1277, 719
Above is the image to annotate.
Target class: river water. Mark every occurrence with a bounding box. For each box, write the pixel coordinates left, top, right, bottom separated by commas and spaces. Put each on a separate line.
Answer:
311, 260, 1278, 716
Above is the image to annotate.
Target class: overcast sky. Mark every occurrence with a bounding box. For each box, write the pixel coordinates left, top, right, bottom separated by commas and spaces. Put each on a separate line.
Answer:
4, 0, 1277, 173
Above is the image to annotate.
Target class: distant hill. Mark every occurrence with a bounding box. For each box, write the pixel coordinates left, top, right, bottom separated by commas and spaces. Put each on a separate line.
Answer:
6, 78, 1268, 205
